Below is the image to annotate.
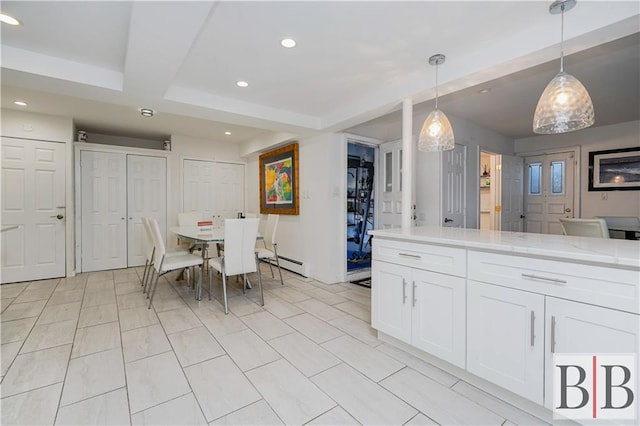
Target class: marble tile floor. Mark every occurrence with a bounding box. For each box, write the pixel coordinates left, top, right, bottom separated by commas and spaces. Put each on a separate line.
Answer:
0, 265, 549, 425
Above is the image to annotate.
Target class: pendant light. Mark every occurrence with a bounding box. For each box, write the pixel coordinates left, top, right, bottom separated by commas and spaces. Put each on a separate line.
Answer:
418, 54, 455, 151
533, 0, 594, 134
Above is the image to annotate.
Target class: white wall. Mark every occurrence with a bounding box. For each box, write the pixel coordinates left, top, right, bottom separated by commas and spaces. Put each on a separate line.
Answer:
515, 120, 640, 219
1, 109, 75, 276
245, 133, 345, 284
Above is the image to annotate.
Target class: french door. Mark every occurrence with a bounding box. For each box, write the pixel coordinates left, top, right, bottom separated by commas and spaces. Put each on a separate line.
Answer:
1, 137, 66, 283
524, 151, 575, 235
378, 140, 402, 229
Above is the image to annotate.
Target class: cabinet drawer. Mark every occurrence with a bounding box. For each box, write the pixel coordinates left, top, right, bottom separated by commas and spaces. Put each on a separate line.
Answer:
373, 238, 466, 277
468, 251, 640, 314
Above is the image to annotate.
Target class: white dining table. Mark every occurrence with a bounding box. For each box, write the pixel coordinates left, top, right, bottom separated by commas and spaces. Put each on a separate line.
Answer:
169, 226, 263, 300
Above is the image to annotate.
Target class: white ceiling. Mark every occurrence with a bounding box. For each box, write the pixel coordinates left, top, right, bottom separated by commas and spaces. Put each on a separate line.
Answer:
1, 1, 638, 146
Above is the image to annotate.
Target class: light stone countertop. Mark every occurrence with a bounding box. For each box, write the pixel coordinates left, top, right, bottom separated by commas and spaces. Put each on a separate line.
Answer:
369, 226, 640, 269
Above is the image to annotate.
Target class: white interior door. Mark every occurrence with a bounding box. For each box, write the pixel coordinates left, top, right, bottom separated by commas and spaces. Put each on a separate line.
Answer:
127, 155, 167, 267
524, 152, 575, 234
378, 140, 402, 229
81, 151, 127, 272
501, 155, 524, 232
1, 137, 66, 283
442, 144, 466, 228
183, 159, 244, 220
183, 159, 216, 216
215, 162, 245, 218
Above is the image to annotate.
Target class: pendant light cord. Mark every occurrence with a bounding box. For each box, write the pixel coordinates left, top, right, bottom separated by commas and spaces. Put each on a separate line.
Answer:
435, 62, 439, 109
560, 3, 565, 73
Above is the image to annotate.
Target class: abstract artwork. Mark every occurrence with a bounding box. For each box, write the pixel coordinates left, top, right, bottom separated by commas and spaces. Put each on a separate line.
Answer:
259, 142, 299, 214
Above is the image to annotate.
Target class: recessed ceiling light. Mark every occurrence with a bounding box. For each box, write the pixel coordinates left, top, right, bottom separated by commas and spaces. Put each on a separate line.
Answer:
478, 88, 491, 94
281, 38, 296, 48
13, 101, 27, 107
225, 131, 232, 135
0, 13, 21, 26
236, 81, 249, 88
140, 108, 154, 117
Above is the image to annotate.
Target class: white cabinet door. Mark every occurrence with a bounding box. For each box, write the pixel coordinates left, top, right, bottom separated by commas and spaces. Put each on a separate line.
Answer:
467, 281, 545, 404
544, 297, 640, 412
81, 151, 127, 272
127, 155, 167, 267
412, 269, 466, 368
371, 261, 412, 343
1, 138, 66, 283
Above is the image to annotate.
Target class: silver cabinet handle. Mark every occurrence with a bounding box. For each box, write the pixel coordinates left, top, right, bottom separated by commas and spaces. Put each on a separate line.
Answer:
551, 315, 556, 353
521, 273, 567, 285
402, 278, 407, 304
530, 310, 535, 347
412, 281, 417, 307
399, 253, 421, 259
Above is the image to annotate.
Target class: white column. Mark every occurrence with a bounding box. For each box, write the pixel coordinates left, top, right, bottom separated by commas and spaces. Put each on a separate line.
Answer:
401, 99, 413, 228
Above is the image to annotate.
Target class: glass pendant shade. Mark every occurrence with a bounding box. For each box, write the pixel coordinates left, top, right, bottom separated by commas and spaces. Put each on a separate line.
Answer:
418, 108, 455, 151
533, 71, 594, 134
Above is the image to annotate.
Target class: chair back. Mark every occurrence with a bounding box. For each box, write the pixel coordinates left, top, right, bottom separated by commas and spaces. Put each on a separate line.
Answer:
178, 212, 204, 226
263, 214, 279, 251
597, 216, 640, 230
149, 218, 168, 270
559, 218, 610, 239
141, 217, 155, 259
223, 218, 259, 276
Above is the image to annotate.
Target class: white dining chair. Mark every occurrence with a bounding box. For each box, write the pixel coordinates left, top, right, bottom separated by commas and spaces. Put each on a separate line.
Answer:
559, 218, 610, 239
208, 218, 263, 314
140, 217, 189, 292
256, 214, 284, 286
146, 218, 204, 308
178, 211, 204, 226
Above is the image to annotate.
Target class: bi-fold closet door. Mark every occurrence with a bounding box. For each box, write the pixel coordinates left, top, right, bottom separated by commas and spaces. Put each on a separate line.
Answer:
80, 151, 166, 272
182, 159, 244, 220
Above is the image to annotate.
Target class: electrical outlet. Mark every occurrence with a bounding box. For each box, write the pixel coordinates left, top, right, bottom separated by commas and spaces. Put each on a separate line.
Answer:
601, 193, 608, 200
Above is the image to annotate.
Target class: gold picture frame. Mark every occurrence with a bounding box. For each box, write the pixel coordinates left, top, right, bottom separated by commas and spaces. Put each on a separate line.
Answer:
259, 142, 300, 215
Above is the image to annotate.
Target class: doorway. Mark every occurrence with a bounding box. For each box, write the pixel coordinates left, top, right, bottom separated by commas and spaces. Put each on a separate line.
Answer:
479, 151, 497, 230
346, 142, 375, 275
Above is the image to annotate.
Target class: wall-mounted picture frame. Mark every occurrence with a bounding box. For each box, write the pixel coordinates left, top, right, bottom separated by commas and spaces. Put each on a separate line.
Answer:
588, 147, 640, 191
259, 142, 299, 215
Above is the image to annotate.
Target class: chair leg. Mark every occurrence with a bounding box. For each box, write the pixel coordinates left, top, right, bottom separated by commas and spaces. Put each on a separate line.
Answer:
208, 266, 212, 301
148, 272, 161, 309
141, 259, 149, 287
221, 265, 229, 315
274, 246, 284, 286
256, 254, 264, 306
267, 258, 274, 278
143, 268, 154, 295
185, 267, 191, 289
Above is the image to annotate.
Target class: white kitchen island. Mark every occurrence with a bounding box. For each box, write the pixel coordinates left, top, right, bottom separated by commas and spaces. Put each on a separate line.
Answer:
369, 226, 640, 422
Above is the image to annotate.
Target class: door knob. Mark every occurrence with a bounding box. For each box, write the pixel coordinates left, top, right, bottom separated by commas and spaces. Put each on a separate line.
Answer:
565, 207, 572, 213
520, 215, 525, 219
50, 214, 64, 220
444, 218, 454, 223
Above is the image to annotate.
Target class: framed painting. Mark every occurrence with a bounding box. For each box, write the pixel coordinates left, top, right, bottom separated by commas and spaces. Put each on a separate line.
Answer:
259, 142, 299, 215
588, 147, 640, 191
